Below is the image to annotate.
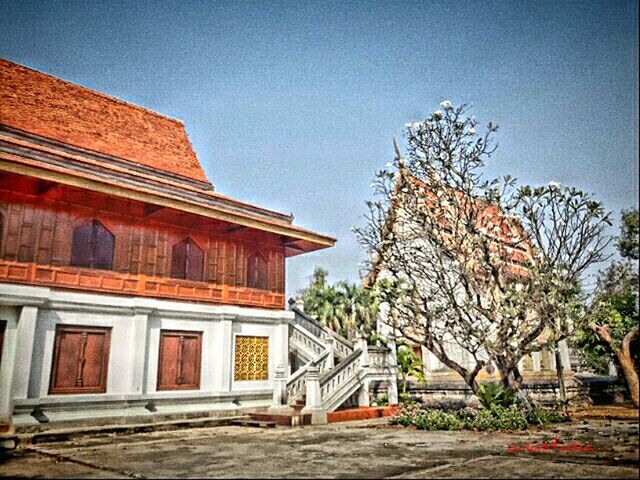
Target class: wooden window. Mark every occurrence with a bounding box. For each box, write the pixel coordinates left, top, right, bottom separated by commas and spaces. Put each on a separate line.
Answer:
157, 330, 202, 390
71, 220, 115, 270
234, 335, 269, 381
247, 252, 267, 290
49, 325, 111, 394
170, 238, 204, 281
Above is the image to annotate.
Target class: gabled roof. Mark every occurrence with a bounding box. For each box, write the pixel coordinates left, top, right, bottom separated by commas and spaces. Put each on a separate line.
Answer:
363, 169, 532, 287
0, 58, 209, 185
0, 58, 336, 255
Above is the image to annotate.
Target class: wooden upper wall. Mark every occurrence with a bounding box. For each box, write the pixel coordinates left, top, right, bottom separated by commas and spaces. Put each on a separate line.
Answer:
0, 174, 286, 309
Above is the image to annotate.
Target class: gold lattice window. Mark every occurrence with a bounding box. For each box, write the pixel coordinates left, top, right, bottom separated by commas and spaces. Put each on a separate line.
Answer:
234, 335, 269, 381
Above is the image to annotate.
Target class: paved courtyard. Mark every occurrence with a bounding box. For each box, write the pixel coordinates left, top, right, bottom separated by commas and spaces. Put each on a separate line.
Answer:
1, 418, 638, 478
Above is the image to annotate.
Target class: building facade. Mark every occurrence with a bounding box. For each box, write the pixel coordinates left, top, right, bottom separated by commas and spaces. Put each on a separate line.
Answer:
0, 58, 336, 428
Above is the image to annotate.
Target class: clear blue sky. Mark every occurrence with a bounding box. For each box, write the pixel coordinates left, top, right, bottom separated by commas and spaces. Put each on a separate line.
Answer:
1, 0, 638, 295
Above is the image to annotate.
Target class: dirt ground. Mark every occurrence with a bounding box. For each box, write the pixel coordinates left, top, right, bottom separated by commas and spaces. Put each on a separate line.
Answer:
0, 418, 638, 479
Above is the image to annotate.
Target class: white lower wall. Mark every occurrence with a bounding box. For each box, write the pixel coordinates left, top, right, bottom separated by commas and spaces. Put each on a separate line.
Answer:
0, 283, 292, 423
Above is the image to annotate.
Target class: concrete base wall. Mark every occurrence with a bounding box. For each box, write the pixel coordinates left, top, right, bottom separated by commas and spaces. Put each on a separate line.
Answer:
0, 283, 291, 429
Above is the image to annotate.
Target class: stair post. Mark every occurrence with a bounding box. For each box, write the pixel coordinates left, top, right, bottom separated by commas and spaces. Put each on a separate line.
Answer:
356, 331, 370, 407
386, 337, 399, 405
301, 366, 327, 424
323, 333, 335, 369
267, 364, 294, 414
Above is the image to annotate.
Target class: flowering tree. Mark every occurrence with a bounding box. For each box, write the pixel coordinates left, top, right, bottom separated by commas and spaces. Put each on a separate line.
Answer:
356, 102, 612, 395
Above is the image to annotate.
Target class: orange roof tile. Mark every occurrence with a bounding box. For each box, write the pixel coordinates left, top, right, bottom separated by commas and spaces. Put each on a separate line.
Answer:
0, 58, 209, 184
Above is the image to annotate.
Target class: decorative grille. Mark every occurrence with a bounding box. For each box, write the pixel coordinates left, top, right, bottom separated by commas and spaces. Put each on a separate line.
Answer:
234, 335, 269, 381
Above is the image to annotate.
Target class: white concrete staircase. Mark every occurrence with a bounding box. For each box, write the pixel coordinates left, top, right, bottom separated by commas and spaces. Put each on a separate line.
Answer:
273, 301, 398, 424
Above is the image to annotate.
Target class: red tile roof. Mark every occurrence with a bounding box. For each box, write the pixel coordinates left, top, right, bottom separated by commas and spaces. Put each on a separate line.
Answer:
0, 58, 209, 184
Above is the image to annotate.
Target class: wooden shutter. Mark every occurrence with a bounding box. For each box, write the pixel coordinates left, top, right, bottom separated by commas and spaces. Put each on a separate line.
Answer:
171, 238, 203, 281
71, 220, 114, 270
93, 221, 114, 270
157, 330, 202, 390
70, 222, 93, 267
171, 239, 187, 279
247, 252, 267, 290
49, 325, 111, 394
185, 239, 203, 281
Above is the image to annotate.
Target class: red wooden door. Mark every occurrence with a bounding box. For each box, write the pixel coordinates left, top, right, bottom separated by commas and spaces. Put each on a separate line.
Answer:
157, 330, 202, 390
49, 325, 111, 394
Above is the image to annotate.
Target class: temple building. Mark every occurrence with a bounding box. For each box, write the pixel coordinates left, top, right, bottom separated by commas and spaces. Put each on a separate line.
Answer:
364, 166, 574, 400
0, 58, 349, 428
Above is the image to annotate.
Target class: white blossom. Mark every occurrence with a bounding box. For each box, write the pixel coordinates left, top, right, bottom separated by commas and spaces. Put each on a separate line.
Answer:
548, 180, 561, 188
412, 121, 422, 129
440, 100, 453, 110
439, 151, 448, 160
404, 123, 412, 128
433, 110, 443, 118
385, 162, 393, 168
468, 128, 476, 135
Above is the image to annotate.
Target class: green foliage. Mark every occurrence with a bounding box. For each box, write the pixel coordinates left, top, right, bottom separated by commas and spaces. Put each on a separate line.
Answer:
375, 394, 389, 406
618, 208, 639, 260
396, 343, 427, 393
525, 406, 569, 425
572, 208, 639, 374
477, 382, 516, 408
299, 267, 379, 338
390, 404, 567, 432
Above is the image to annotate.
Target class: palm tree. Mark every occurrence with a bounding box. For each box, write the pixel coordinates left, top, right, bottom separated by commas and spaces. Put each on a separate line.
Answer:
397, 344, 426, 393
300, 268, 379, 339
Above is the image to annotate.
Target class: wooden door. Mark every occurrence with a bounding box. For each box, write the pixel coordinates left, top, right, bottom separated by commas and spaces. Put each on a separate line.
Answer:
49, 325, 111, 394
157, 330, 202, 390
0, 321, 6, 368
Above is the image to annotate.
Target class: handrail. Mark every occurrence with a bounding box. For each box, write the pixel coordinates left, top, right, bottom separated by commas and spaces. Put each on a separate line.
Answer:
289, 323, 325, 358
319, 348, 362, 385
285, 348, 331, 401
289, 305, 353, 356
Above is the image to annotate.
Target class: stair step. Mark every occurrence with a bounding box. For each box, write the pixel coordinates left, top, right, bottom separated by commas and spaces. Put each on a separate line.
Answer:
230, 419, 277, 429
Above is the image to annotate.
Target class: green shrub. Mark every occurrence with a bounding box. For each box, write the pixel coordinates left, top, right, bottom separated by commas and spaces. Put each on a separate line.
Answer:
477, 382, 516, 408
412, 409, 463, 431
390, 403, 565, 432
525, 406, 569, 425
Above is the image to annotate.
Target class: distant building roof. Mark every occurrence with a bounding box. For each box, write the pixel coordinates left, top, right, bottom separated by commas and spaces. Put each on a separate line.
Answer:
0, 58, 209, 185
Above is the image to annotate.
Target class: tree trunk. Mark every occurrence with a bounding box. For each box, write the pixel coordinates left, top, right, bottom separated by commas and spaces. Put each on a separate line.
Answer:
591, 323, 639, 408
618, 325, 639, 408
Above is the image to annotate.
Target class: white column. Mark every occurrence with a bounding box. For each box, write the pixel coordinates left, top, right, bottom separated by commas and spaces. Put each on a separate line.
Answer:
386, 337, 399, 405
358, 379, 370, 407
272, 364, 286, 406
11, 306, 39, 400
532, 351, 541, 372
130, 310, 150, 394
0, 307, 19, 422
219, 317, 234, 392
323, 334, 335, 369
559, 340, 571, 372
301, 366, 327, 424
356, 332, 369, 368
